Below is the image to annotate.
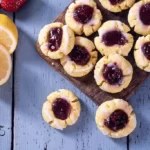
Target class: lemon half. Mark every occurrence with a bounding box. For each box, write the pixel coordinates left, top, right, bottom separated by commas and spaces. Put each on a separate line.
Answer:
0, 14, 18, 54
0, 44, 12, 85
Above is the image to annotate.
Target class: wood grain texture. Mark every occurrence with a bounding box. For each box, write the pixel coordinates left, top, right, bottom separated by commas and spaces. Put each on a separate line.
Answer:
14, 0, 127, 150
36, 0, 149, 105
0, 11, 13, 150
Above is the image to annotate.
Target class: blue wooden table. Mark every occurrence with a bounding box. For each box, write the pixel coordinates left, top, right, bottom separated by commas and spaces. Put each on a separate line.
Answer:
0, 0, 150, 149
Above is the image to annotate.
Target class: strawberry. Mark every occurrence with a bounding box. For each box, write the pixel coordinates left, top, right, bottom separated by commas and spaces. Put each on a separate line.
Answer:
1, 0, 27, 12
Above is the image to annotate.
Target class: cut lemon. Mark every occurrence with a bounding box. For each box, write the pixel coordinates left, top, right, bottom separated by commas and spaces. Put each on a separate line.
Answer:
0, 14, 18, 54
0, 44, 12, 85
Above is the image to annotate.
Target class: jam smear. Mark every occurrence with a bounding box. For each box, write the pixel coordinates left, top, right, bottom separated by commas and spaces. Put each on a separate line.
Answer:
48, 27, 63, 51
73, 5, 94, 24
104, 109, 128, 131
140, 3, 150, 25
142, 42, 150, 60
102, 30, 127, 46
103, 63, 123, 85
109, 0, 124, 5
69, 45, 90, 66
52, 98, 71, 120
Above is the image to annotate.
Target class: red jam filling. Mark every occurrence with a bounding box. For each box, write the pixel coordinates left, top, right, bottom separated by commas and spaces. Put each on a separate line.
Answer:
109, 0, 124, 5
140, 3, 150, 25
103, 63, 123, 85
69, 45, 91, 66
142, 42, 150, 60
102, 30, 127, 46
52, 98, 71, 120
104, 109, 128, 131
48, 27, 63, 51
73, 5, 94, 24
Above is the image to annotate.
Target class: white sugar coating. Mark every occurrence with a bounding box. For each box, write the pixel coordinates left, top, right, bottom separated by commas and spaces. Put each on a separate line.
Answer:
87, 18, 99, 26
44, 108, 53, 121
117, 21, 124, 31
41, 44, 48, 50
60, 96, 70, 102
70, 64, 93, 73
98, 30, 106, 40
61, 25, 69, 54
76, 0, 90, 4
122, 33, 129, 41
124, 67, 132, 75
53, 120, 63, 130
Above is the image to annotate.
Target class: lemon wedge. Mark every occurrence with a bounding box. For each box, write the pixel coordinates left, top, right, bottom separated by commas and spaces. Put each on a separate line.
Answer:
0, 44, 12, 85
0, 14, 18, 54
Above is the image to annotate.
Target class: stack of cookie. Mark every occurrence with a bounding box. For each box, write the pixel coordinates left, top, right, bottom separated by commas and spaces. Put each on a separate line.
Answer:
38, 0, 150, 138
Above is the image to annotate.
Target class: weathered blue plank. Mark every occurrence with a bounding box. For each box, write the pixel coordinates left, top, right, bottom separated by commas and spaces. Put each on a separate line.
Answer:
129, 77, 150, 150
14, 0, 127, 150
0, 11, 13, 150
0, 79, 12, 150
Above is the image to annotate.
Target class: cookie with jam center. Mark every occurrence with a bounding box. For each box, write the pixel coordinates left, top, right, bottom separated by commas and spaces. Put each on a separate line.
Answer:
99, 0, 135, 12
94, 20, 134, 56
65, 0, 102, 36
134, 34, 150, 72
61, 36, 98, 77
128, 0, 150, 35
94, 54, 133, 93
38, 22, 75, 59
95, 99, 136, 138
42, 89, 81, 130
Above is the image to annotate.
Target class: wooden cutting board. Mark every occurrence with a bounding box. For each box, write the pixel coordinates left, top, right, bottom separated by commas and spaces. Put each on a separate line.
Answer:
36, 0, 149, 105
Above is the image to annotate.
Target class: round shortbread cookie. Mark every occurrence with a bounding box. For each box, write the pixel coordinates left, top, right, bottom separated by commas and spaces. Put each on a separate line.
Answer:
42, 89, 81, 130
38, 22, 75, 59
65, 0, 102, 36
95, 99, 136, 138
61, 36, 98, 77
94, 54, 133, 93
134, 34, 150, 72
128, 0, 150, 35
99, 0, 135, 12
94, 20, 134, 56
